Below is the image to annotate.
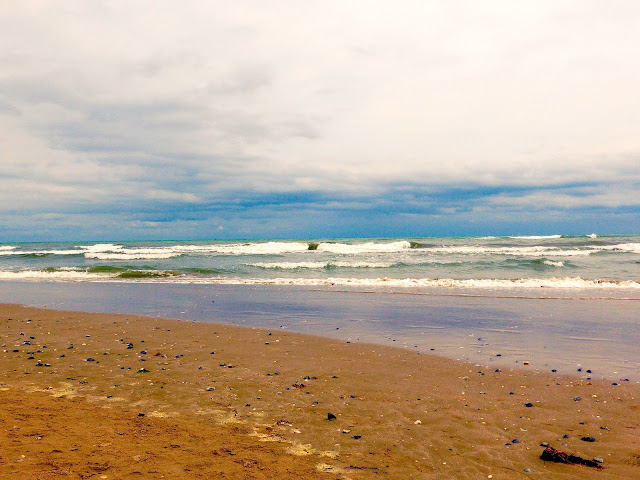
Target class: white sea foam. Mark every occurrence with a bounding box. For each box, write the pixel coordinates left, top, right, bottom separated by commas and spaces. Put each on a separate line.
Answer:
542, 260, 564, 267
2, 268, 639, 290
0, 270, 107, 281
81, 243, 124, 252
598, 243, 640, 254
185, 276, 640, 289
0, 246, 16, 251
250, 261, 395, 270
316, 241, 412, 254
587, 233, 598, 238
85, 252, 179, 260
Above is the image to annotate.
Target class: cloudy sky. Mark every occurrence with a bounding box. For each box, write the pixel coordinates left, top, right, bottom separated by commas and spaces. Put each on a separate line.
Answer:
1, 1, 639, 241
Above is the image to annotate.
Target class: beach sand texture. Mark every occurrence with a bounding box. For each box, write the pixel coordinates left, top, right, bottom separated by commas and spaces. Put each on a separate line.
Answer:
1, 304, 639, 479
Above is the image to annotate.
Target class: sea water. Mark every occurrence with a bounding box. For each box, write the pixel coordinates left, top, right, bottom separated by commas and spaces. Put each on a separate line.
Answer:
1, 235, 638, 380
0, 235, 639, 295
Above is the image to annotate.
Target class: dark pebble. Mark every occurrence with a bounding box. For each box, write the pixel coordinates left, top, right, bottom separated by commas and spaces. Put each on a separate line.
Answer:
512, 439, 520, 444
524, 403, 533, 408
581, 436, 596, 442
353, 435, 361, 439
562, 434, 570, 439
327, 413, 337, 421
138, 413, 145, 417
86, 358, 95, 362
573, 397, 581, 401
540, 442, 549, 447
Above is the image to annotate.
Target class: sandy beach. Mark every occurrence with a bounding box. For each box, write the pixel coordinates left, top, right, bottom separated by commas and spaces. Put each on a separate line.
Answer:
1, 303, 639, 479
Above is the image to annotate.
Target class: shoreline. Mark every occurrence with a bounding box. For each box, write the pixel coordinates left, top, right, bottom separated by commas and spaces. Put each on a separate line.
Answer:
1, 303, 639, 479
1, 282, 639, 383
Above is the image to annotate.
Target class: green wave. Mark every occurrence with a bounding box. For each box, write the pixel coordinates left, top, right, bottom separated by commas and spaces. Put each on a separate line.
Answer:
182, 268, 225, 275
117, 270, 180, 279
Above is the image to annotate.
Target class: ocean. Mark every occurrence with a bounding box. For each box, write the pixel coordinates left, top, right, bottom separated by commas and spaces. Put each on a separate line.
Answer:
1, 234, 639, 296
1, 235, 639, 380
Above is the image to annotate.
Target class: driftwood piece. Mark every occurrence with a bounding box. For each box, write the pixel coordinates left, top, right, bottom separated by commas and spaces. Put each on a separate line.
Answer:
540, 446, 603, 469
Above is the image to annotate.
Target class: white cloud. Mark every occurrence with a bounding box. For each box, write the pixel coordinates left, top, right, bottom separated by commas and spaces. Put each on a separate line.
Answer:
1, 1, 639, 236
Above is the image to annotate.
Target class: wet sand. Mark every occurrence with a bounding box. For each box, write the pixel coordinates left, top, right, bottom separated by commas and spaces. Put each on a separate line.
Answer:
1, 304, 639, 479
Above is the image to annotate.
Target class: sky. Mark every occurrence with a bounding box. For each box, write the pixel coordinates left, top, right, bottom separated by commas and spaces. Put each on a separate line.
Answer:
1, 1, 640, 241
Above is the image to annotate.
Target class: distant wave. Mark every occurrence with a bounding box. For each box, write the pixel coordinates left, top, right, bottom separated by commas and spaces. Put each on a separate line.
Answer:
509, 235, 563, 240
424, 245, 589, 256
3, 240, 638, 260
0, 249, 81, 256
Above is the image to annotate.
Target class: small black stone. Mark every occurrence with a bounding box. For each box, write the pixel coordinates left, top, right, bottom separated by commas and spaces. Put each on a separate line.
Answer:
353, 435, 362, 439
327, 413, 337, 421
524, 403, 533, 408
581, 436, 596, 442
86, 358, 95, 362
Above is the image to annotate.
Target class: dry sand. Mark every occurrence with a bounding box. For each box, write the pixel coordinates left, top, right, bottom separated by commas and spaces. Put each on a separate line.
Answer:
0, 303, 639, 479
